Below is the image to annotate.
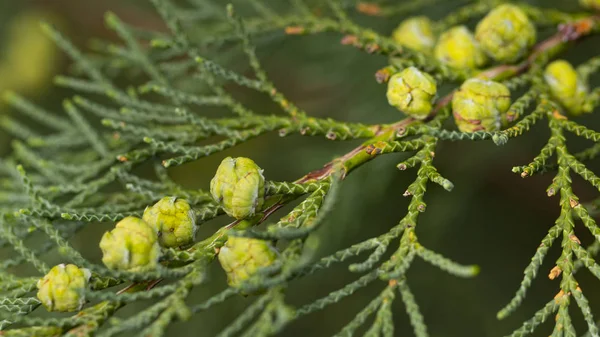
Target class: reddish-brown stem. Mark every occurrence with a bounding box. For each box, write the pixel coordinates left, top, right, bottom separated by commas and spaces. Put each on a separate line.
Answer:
295, 16, 599, 185
242, 17, 600, 229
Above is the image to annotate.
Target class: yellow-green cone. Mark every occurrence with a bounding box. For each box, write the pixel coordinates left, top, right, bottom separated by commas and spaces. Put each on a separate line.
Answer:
218, 236, 277, 290
210, 157, 265, 220
544, 60, 590, 116
386, 67, 437, 119
475, 4, 536, 62
581, 0, 600, 10
36, 264, 91, 312
143, 197, 197, 248
391, 16, 435, 53
452, 78, 511, 132
99, 216, 160, 272
434, 26, 487, 69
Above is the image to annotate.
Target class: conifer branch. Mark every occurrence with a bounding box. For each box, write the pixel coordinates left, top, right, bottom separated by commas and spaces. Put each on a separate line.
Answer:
1, 1, 600, 336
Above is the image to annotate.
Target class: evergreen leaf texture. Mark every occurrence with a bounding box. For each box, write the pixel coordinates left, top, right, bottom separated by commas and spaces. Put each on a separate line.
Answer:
1, 0, 600, 336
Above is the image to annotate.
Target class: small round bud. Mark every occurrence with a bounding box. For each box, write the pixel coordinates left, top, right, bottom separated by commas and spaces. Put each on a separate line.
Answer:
475, 4, 536, 62
210, 157, 265, 220
434, 26, 487, 69
452, 78, 511, 132
99, 216, 160, 272
36, 264, 91, 312
218, 236, 277, 290
544, 60, 589, 116
391, 16, 435, 53
580, 0, 600, 10
387, 67, 437, 119
143, 197, 197, 248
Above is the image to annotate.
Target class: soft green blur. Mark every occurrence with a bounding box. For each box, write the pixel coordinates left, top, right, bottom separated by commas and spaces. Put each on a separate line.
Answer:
1, 1, 600, 336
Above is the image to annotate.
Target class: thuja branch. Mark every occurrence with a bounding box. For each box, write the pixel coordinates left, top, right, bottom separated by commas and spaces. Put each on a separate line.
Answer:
295, 16, 599, 184
2, 1, 600, 337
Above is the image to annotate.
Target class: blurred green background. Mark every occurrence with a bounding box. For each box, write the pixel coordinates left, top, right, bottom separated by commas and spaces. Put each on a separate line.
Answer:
1, 0, 600, 336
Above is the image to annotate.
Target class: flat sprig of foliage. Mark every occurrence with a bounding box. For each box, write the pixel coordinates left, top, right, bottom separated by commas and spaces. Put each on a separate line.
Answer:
1, 0, 600, 336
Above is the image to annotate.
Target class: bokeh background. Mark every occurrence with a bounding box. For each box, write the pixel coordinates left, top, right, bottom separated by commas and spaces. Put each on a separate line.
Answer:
1, 0, 600, 336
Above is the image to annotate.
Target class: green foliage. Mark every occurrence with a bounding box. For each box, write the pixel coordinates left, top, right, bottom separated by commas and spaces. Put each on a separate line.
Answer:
1, 0, 600, 336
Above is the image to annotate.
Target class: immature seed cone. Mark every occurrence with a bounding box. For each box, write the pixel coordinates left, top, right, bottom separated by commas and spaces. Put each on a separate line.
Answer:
218, 236, 278, 290
36, 264, 91, 312
434, 26, 487, 69
386, 67, 437, 119
99, 216, 160, 272
544, 60, 590, 116
391, 16, 435, 53
475, 4, 536, 62
143, 196, 197, 248
452, 78, 511, 132
210, 157, 265, 220
1, 12, 61, 94
580, 0, 600, 10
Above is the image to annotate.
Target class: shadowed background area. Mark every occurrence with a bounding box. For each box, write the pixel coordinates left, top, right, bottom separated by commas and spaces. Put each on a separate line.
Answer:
1, 0, 600, 336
